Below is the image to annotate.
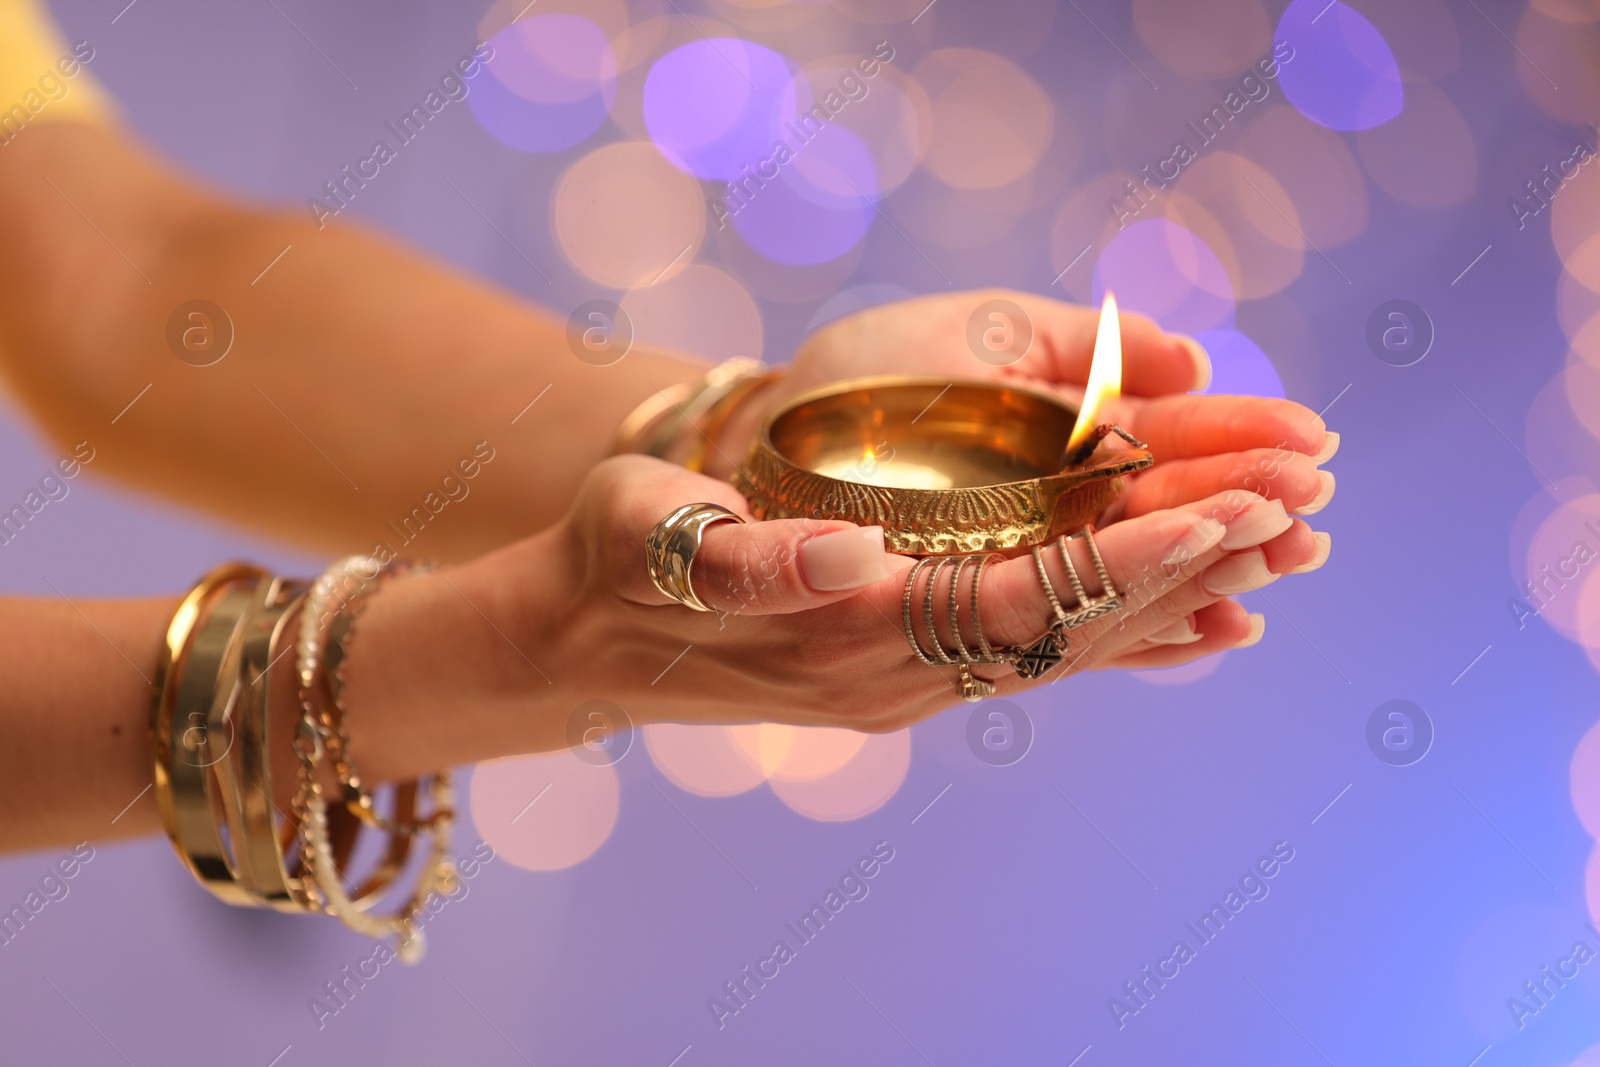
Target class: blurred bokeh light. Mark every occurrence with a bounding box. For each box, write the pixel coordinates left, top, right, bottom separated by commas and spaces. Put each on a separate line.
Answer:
551, 140, 705, 288
643, 38, 804, 180
469, 16, 618, 153
1091, 218, 1235, 337
1276, 0, 1403, 131
469, 750, 620, 871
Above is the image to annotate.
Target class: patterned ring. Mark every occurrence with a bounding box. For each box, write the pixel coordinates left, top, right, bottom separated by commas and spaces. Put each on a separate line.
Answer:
1053, 525, 1126, 630
901, 557, 941, 665
957, 663, 996, 703
1031, 544, 1070, 626
921, 557, 959, 665
947, 556, 977, 663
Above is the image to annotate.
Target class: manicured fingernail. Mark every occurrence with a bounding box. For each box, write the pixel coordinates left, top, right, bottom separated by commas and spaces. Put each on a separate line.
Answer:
799, 526, 892, 591
1176, 335, 1212, 392
1237, 613, 1267, 648
1291, 531, 1332, 574
1311, 432, 1340, 464
1147, 617, 1203, 645
1203, 549, 1279, 595
1294, 471, 1335, 516
1220, 498, 1292, 550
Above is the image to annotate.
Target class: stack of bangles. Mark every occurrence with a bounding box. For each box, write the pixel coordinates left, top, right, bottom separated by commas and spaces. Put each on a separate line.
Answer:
151, 555, 452, 963
608, 355, 784, 470
149, 357, 778, 955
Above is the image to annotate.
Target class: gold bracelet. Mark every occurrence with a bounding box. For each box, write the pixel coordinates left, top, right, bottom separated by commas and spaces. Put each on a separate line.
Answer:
156, 568, 365, 906
683, 367, 784, 474
153, 558, 457, 963
293, 555, 455, 962
300, 556, 445, 834
205, 581, 319, 912
637, 357, 763, 461
609, 357, 779, 464
152, 564, 272, 904
607, 380, 696, 457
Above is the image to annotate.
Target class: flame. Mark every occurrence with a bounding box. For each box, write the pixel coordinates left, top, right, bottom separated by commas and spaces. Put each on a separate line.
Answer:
1066, 291, 1123, 455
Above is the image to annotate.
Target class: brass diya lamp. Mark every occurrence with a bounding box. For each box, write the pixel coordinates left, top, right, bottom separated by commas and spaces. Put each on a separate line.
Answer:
735, 295, 1155, 557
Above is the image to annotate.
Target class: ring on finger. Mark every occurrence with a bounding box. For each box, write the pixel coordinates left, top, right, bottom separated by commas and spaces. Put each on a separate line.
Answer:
645, 502, 744, 612
1044, 525, 1125, 630
901, 555, 1006, 700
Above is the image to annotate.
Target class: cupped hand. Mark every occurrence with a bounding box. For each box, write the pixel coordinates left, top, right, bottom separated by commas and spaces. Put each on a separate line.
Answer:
781, 288, 1210, 400
467, 453, 1326, 742
713, 289, 1338, 522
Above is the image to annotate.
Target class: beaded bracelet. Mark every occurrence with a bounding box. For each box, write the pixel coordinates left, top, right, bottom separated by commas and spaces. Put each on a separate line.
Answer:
297, 555, 445, 835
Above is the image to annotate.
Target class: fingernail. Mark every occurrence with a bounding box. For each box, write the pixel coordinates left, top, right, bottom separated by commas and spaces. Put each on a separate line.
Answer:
1293, 471, 1335, 516
1311, 431, 1340, 464
1291, 531, 1332, 574
1236, 612, 1267, 648
1147, 616, 1203, 645
1220, 498, 1292, 550
799, 526, 893, 591
1203, 549, 1279, 595
1177, 335, 1212, 392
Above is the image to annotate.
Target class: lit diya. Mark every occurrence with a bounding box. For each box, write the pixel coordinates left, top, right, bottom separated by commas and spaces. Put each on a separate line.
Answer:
735, 294, 1154, 556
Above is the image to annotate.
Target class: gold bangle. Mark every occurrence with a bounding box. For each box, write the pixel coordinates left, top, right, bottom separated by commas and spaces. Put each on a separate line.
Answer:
218, 584, 411, 915
683, 368, 784, 474
155, 567, 372, 908
206, 582, 319, 912
607, 379, 696, 457
152, 564, 271, 904
637, 357, 763, 462
609, 357, 775, 464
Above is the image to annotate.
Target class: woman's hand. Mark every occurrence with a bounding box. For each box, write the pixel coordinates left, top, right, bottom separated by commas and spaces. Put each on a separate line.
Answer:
780, 288, 1211, 399
712, 289, 1338, 522
341, 454, 1326, 776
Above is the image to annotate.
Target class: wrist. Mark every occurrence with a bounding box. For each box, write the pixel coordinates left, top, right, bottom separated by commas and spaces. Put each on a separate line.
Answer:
338, 531, 576, 781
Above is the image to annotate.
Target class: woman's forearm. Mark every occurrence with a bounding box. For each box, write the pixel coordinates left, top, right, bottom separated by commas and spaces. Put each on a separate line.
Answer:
0, 547, 571, 855
0, 521, 582, 857
0, 595, 171, 852
0, 122, 710, 560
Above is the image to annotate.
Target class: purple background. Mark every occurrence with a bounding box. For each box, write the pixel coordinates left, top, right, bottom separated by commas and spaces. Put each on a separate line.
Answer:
2, 2, 1599, 1065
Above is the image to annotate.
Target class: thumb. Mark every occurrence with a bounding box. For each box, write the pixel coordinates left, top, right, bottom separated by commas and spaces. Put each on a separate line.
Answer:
589, 455, 901, 616
687, 519, 900, 618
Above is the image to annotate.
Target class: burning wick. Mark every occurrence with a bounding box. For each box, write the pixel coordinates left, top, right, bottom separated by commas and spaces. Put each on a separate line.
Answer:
1063, 291, 1146, 468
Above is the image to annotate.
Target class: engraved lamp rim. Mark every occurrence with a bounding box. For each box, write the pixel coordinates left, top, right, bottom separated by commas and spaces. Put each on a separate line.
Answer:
732, 375, 1154, 557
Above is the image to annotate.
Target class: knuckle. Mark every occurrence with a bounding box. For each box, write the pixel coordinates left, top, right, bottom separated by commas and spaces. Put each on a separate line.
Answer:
1230, 454, 1271, 494
707, 535, 778, 611
986, 572, 1047, 646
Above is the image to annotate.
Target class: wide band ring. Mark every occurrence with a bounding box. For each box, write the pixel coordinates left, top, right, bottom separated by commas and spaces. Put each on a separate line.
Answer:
646, 503, 745, 612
